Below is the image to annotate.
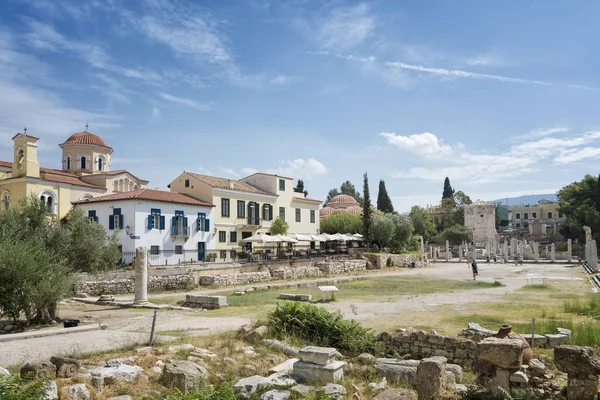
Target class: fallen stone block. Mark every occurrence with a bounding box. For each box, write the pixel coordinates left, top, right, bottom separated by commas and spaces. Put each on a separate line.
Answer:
545, 334, 569, 348
293, 360, 344, 383
61, 383, 90, 400
259, 389, 291, 400
279, 293, 312, 301
50, 356, 81, 378
269, 358, 299, 375
89, 363, 143, 384
182, 295, 228, 310
299, 346, 338, 366
246, 326, 268, 343
0, 367, 9, 377
234, 375, 275, 399
20, 360, 56, 380
291, 384, 314, 394
476, 337, 524, 369
510, 371, 529, 383
555, 345, 600, 375
322, 383, 346, 400
357, 353, 376, 365
263, 339, 300, 356
373, 388, 417, 400
416, 357, 448, 400
162, 361, 209, 394
524, 334, 548, 347
40, 381, 58, 400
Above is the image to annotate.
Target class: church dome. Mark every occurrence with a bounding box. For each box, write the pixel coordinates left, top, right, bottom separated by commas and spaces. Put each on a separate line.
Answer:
347, 205, 363, 214
327, 194, 359, 208
60, 130, 113, 151
320, 207, 336, 218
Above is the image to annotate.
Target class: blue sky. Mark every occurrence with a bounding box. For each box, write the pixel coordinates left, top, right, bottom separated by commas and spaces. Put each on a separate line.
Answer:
1, 0, 599, 212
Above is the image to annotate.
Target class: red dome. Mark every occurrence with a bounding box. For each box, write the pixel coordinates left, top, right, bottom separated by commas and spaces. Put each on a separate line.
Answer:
60, 131, 112, 151
327, 194, 359, 207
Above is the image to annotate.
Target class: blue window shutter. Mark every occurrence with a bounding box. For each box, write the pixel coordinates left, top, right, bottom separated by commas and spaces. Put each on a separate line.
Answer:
205, 219, 210, 232
114, 208, 121, 215
109, 215, 114, 230
183, 217, 188, 228
159, 216, 165, 230
147, 215, 153, 230
119, 215, 124, 229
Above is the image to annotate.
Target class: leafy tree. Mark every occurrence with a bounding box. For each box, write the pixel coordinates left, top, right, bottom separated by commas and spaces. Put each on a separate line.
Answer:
0, 196, 119, 324
371, 214, 395, 248
362, 173, 373, 244
558, 174, 600, 243
442, 225, 473, 245
409, 205, 436, 240
453, 190, 472, 208
325, 188, 340, 203
293, 179, 308, 197
320, 213, 362, 234
442, 177, 455, 200
596, 174, 600, 213
376, 180, 394, 213
388, 213, 414, 251
269, 217, 289, 235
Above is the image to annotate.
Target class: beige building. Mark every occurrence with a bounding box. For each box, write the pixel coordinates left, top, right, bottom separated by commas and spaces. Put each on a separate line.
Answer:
0, 127, 148, 219
169, 171, 321, 260
464, 201, 497, 244
511, 200, 566, 233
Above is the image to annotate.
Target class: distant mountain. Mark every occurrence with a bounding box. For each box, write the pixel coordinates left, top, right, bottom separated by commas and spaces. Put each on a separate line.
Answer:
488, 193, 558, 206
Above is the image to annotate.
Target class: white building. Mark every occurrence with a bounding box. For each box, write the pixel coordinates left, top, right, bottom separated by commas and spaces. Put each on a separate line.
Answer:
73, 188, 215, 265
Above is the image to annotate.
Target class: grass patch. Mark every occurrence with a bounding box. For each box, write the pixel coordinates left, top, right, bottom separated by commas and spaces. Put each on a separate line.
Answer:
517, 284, 556, 292
564, 294, 600, 318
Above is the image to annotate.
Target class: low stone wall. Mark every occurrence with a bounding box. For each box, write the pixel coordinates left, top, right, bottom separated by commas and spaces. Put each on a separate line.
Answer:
315, 260, 367, 274
197, 271, 272, 287
270, 266, 323, 280
76, 275, 193, 295
380, 330, 478, 366
367, 253, 426, 269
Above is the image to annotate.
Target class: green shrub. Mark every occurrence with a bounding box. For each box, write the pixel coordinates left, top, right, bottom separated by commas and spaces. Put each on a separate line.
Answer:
0, 375, 47, 400
268, 302, 378, 356
564, 294, 600, 318
386, 257, 393, 267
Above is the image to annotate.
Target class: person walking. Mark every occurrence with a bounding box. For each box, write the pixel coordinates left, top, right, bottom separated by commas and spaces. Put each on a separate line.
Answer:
471, 259, 479, 280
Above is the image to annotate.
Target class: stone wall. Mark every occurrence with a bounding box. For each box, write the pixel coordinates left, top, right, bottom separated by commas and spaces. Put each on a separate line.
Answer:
76, 275, 193, 295
197, 271, 272, 287
270, 266, 323, 280
315, 260, 367, 274
380, 330, 478, 366
367, 253, 426, 269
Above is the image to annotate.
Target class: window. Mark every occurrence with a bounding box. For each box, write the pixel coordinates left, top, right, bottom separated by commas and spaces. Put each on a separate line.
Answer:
295, 208, 301, 222
175, 245, 183, 255
248, 202, 259, 225
524, 212, 529, 220
516, 223, 521, 228
279, 207, 285, 221
39, 191, 56, 214
109, 208, 124, 230
263, 204, 273, 221
96, 156, 105, 171
230, 250, 237, 259
17, 149, 24, 168
310, 210, 315, 224
221, 198, 230, 217
64, 156, 71, 170
548, 212, 553, 219
148, 208, 165, 230
559, 212, 563, 218
197, 212, 210, 232
230, 231, 237, 243
220, 250, 227, 259
88, 210, 98, 223
524, 222, 529, 229
150, 245, 160, 255
1, 191, 10, 211
279, 179, 285, 191
185, 179, 190, 187
219, 231, 226, 242
81, 156, 87, 170
515, 213, 520, 220
171, 210, 188, 236
237, 200, 246, 218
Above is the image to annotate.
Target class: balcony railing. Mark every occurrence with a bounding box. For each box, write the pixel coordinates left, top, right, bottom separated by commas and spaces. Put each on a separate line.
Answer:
247, 216, 260, 226
171, 226, 190, 237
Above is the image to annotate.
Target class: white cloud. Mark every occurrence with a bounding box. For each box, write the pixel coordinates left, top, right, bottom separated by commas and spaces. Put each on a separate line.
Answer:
159, 93, 214, 111
380, 132, 453, 156
242, 167, 258, 176
518, 126, 570, 140
219, 167, 241, 178
315, 3, 374, 51
554, 147, 600, 164
269, 158, 328, 180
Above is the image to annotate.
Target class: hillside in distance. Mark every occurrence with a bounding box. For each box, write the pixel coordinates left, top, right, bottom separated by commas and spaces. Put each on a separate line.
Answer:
489, 193, 558, 206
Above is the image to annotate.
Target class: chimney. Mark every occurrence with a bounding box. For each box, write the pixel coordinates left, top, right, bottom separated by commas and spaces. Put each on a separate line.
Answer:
229, 179, 234, 189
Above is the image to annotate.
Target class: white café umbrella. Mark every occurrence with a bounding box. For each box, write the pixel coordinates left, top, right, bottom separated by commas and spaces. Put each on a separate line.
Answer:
341, 234, 357, 241
352, 233, 364, 240
287, 233, 314, 242
318, 233, 335, 241
329, 233, 346, 241
309, 234, 326, 242
275, 234, 299, 243
242, 232, 282, 243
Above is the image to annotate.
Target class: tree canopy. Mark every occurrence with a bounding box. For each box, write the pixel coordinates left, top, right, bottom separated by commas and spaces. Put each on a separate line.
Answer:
320, 213, 362, 234
325, 181, 363, 205
361, 173, 373, 244
442, 224, 473, 245
558, 174, 600, 243
409, 205, 436, 240
269, 217, 289, 235
293, 179, 308, 197
0, 196, 120, 324
376, 180, 394, 213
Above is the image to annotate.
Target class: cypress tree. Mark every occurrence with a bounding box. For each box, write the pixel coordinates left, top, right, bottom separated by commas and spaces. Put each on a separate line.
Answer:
596, 174, 600, 212
362, 172, 373, 244
377, 180, 394, 213
442, 177, 454, 199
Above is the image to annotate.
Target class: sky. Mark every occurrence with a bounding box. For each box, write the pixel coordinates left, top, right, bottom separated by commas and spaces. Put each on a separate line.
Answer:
1, 0, 599, 212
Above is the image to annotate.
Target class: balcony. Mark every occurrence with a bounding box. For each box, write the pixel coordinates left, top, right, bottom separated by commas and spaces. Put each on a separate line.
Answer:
247, 216, 260, 226
171, 226, 190, 238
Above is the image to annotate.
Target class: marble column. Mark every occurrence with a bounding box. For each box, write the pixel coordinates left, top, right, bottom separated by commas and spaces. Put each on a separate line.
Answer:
445, 240, 450, 262
433, 246, 437, 261
503, 241, 508, 261
567, 239, 572, 262
534, 242, 539, 262
134, 247, 149, 304
551, 243, 556, 263
587, 239, 598, 272
458, 245, 463, 262
420, 237, 425, 257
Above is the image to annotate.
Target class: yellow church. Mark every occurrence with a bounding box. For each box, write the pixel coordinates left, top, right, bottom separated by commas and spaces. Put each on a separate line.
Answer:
0, 126, 148, 218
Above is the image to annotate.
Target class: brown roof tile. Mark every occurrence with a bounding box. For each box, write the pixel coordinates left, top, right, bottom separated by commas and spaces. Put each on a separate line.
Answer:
187, 172, 275, 196
72, 188, 214, 207
41, 172, 105, 189
242, 172, 293, 180
60, 131, 113, 151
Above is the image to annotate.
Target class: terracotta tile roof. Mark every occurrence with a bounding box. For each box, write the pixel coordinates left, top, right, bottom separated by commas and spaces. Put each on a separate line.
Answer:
72, 188, 214, 207
242, 172, 293, 180
187, 172, 275, 196
41, 171, 105, 189
96, 169, 149, 183
292, 195, 322, 203
60, 131, 113, 151
0, 160, 11, 168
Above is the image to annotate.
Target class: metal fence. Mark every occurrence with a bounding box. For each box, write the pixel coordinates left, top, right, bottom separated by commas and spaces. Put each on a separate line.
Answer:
118, 242, 372, 267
